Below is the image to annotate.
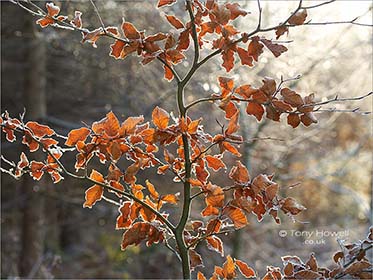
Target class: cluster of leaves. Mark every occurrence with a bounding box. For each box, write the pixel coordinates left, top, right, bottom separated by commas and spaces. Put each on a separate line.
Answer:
4, 0, 372, 279
216, 76, 318, 128
260, 228, 373, 280
35, 0, 308, 81
0, 102, 305, 258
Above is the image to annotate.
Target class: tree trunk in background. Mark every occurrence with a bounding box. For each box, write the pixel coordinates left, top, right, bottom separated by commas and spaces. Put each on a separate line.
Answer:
19, 17, 47, 278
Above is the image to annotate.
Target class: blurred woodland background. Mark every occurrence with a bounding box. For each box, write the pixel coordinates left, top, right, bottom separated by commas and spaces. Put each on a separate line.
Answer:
1, 0, 372, 278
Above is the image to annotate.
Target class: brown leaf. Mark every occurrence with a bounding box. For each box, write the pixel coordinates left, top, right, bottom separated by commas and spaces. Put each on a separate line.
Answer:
246, 102, 265, 121
300, 112, 318, 126
287, 113, 301, 128
152, 106, 170, 130
65, 127, 90, 146
248, 37, 264, 62
225, 111, 240, 135
92, 111, 120, 138
165, 15, 184, 29
189, 249, 204, 271
83, 185, 103, 208
281, 197, 306, 215
146, 179, 159, 201
261, 39, 288, 57
288, 9, 308, 25
280, 88, 304, 107
223, 206, 248, 229
205, 155, 226, 171
121, 222, 164, 250
121, 21, 140, 39
26, 121, 55, 138
197, 271, 207, 280
206, 236, 224, 256
222, 255, 237, 279
275, 26, 289, 39
229, 161, 250, 184
235, 259, 256, 278
157, 0, 177, 8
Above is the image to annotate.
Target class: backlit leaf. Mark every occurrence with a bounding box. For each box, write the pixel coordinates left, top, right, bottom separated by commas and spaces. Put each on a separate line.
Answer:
235, 259, 256, 278
152, 106, 170, 130
65, 127, 90, 146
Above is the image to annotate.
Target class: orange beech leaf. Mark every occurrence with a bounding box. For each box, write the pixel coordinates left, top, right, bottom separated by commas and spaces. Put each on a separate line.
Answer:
306, 253, 318, 271
108, 141, 121, 161
30, 161, 45, 180
92, 111, 120, 137
197, 271, 207, 280
65, 127, 90, 146
187, 118, 201, 135
206, 236, 224, 256
225, 111, 239, 135
288, 9, 308, 25
121, 222, 164, 250
165, 15, 184, 29
246, 102, 264, 121
206, 218, 222, 235
293, 270, 322, 279
157, 164, 170, 174
157, 0, 177, 8
229, 161, 250, 184
235, 259, 256, 278
281, 197, 306, 215
205, 155, 226, 171
218, 76, 235, 96
124, 160, 141, 184
248, 37, 264, 62
83, 185, 103, 208
164, 64, 174, 81
223, 206, 248, 229
110, 40, 126, 59
177, 28, 191, 51
280, 88, 304, 107
222, 255, 237, 279
116, 201, 132, 229
202, 205, 219, 217
90, 169, 105, 183
205, 183, 225, 208
120, 116, 144, 136
146, 179, 159, 200
22, 131, 39, 152
152, 106, 169, 130
161, 193, 179, 204
36, 3, 60, 28
221, 141, 241, 157
81, 27, 103, 48
121, 21, 140, 39
287, 113, 301, 128
191, 220, 204, 231
223, 101, 239, 120
261, 39, 288, 58
222, 48, 235, 72
40, 138, 58, 148
275, 26, 289, 39
189, 249, 204, 271
17, 152, 28, 169
71, 11, 82, 28
26, 121, 55, 138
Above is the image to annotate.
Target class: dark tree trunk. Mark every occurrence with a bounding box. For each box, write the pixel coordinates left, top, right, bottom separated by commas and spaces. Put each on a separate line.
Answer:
19, 17, 47, 278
